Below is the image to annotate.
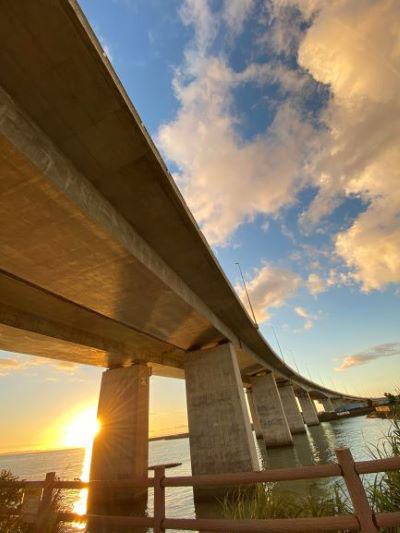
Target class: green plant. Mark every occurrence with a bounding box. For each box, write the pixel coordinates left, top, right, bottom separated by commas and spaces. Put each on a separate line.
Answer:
223, 484, 300, 520
367, 401, 400, 532
0, 470, 25, 532
0, 470, 68, 533
222, 482, 352, 532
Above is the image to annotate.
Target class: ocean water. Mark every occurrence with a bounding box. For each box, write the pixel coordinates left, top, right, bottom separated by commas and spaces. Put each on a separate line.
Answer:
0, 416, 392, 530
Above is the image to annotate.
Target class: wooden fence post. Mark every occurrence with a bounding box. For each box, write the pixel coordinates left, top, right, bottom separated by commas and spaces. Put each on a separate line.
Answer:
335, 448, 378, 533
37, 472, 57, 532
153, 466, 166, 533
21, 483, 42, 528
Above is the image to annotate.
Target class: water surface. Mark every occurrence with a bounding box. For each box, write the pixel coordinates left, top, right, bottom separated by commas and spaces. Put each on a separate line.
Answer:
0, 416, 392, 530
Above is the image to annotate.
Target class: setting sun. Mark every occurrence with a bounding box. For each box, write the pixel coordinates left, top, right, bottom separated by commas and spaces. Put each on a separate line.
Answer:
62, 407, 100, 449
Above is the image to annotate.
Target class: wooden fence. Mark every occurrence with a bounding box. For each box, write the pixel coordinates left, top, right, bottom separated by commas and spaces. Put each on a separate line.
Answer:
0, 448, 399, 532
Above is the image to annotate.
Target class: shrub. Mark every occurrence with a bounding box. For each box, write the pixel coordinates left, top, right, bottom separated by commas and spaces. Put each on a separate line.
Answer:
0, 470, 67, 533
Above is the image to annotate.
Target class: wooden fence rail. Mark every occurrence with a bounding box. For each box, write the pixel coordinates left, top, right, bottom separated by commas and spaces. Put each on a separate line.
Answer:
0, 448, 399, 532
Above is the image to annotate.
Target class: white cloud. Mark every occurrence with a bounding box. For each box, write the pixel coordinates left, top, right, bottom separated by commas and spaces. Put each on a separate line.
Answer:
222, 0, 255, 35
326, 268, 352, 288
179, 0, 218, 56
235, 263, 301, 323
162, 0, 400, 294
260, 220, 270, 232
270, 0, 324, 21
0, 352, 78, 377
307, 273, 325, 296
98, 34, 113, 62
294, 306, 316, 330
53, 360, 78, 372
157, 0, 320, 245
335, 198, 400, 291
102, 44, 113, 62
336, 342, 400, 371
158, 58, 315, 244
295, 0, 400, 291
0, 358, 26, 376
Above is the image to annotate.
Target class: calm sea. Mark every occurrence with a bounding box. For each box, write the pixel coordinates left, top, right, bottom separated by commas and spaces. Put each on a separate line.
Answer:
0, 416, 392, 530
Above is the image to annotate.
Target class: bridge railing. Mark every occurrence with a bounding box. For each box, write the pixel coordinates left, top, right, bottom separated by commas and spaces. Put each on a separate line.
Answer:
0, 448, 399, 532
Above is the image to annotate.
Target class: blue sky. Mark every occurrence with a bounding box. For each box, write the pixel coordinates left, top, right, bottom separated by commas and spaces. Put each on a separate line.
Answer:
1, 0, 399, 452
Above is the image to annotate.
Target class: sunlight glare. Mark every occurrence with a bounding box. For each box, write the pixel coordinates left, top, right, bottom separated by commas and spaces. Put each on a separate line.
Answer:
62, 407, 100, 528
63, 407, 100, 449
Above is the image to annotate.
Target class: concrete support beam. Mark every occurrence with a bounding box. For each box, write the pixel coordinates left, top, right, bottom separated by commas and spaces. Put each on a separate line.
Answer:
320, 398, 334, 412
298, 393, 320, 426
185, 343, 258, 497
279, 384, 306, 434
250, 373, 293, 448
246, 388, 263, 439
89, 363, 150, 513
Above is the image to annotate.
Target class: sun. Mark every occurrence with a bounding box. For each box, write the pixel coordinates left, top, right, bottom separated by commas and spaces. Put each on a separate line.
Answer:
62, 407, 100, 449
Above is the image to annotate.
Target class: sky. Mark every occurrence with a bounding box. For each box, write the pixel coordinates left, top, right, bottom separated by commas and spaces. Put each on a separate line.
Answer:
1, 0, 400, 453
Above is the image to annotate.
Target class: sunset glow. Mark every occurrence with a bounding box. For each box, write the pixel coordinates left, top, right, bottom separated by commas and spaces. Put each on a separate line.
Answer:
62, 407, 100, 449
66, 407, 100, 525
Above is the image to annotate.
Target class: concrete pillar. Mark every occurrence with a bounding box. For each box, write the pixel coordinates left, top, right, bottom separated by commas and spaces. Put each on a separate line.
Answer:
246, 388, 263, 439
298, 393, 320, 426
250, 373, 293, 447
185, 343, 258, 497
279, 384, 306, 434
88, 363, 150, 513
320, 398, 334, 412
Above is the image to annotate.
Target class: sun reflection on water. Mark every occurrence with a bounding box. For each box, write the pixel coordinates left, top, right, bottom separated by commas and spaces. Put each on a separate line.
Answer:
63, 409, 100, 530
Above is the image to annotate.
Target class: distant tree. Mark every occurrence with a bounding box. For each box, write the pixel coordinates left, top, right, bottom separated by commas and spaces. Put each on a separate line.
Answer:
384, 392, 396, 403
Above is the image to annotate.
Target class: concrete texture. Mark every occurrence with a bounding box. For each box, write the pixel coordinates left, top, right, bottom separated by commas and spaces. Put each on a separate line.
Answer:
279, 384, 306, 434
185, 344, 258, 496
320, 398, 334, 412
0, 0, 372, 404
0, 83, 224, 362
250, 374, 293, 447
245, 388, 263, 439
298, 393, 320, 426
89, 364, 150, 511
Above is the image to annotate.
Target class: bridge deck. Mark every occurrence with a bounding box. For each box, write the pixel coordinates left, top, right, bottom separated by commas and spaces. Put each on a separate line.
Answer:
0, 1, 362, 399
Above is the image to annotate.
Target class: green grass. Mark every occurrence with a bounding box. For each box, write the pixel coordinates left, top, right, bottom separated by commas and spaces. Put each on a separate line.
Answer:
222, 483, 352, 532
368, 401, 400, 530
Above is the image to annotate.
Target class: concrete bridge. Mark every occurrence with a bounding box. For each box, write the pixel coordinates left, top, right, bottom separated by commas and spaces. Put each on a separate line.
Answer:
0, 1, 371, 507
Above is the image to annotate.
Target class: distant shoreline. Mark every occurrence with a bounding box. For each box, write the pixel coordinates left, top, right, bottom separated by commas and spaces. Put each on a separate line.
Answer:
149, 431, 189, 442
0, 432, 190, 456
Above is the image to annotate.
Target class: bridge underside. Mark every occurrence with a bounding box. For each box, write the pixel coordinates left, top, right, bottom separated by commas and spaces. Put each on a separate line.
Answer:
0, 0, 365, 403
0, 2, 372, 508
0, 90, 348, 395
